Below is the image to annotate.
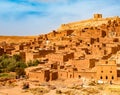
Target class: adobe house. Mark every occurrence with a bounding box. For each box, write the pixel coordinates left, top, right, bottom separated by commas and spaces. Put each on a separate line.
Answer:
69, 59, 90, 71
47, 30, 57, 39
25, 49, 55, 62
4, 46, 15, 55
14, 44, 24, 51
26, 65, 58, 82
26, 67, 50, 82
11, 50, 26, 61
55, 45, 66, 51
74, 70, 96, 79
58, 64, 96, 80
58, 59, 117, 81
50, 70, 58, 81
60, 30, 74, 36
47, 52, 74, 64
25, 51, 40, 62
96, 60, 117, 82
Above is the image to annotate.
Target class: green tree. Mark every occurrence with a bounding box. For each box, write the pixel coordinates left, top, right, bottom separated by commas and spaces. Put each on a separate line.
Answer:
0, 54, 27, 73
27, 59, 39, 67
33, 60, 39, 66
12, 54, 22, 61
15, 68, 26, 77
7, 59, 16, 72
16, 61, 27, 68
0, 54, 11, 72
0, 54, 9, 59
27, 60, 33, 67
7, 60, 27, 72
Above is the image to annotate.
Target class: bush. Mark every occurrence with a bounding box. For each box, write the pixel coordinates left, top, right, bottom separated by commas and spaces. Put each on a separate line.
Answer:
27, 60, 39, 67
0, 54, 27, 73
30, 88, 50, 95
15, 68, 26, 77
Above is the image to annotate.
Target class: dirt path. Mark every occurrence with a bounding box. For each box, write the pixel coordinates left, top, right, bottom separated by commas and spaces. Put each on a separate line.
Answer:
0, 87, 33, 95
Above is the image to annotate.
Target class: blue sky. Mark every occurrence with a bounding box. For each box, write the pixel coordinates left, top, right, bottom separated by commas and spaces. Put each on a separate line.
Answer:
0, 0, 120, 35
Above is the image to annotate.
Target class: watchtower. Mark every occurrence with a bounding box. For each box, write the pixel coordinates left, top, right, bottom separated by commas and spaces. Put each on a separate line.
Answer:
94, 14, 102, 19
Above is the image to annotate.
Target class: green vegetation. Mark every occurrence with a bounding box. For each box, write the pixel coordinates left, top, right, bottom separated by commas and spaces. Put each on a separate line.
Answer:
0, 54, 40, 78
0, 73, 15, 78
27, 59, 39, 67
30, 88, 50, 95
0, 54, 27, 78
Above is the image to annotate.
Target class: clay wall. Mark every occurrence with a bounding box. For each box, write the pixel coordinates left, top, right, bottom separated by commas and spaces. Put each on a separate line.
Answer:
15, 44, 23, 50
74, 71, 96, 79
58, 70, 68, 79
70, 59, 90, 71
48, 52, 74, 63
58, 70, 96, 80
28, 71, 45, 82
96, 60, 117, 82
27, 69, 50, 82
50, 71, 58, 80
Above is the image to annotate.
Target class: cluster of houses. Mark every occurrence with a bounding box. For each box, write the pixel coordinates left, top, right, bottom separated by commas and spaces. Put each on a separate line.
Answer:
0, 14, 120, 83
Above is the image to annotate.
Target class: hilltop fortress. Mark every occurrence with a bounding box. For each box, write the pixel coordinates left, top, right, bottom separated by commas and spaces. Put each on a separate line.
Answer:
58, 14, 119, 30
0, 14, 120, 83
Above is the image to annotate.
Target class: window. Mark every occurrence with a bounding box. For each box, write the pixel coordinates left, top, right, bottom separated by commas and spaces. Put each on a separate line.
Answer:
78, 75, 81, 79
106, 61, 108, 64
112, 76, 114, 80
106, 76, 108, 79
70, 74, 72, 78
100, 76, 103, 79
61, 74, 62, 76
101, 71, 103, 73
110, 71, 112, 73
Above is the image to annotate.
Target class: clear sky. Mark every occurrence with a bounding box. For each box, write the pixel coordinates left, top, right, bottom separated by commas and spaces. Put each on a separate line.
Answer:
0, 0, 120, 36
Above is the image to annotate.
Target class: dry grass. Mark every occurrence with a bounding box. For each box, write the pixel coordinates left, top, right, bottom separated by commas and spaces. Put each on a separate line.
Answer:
29, 87, 50, 95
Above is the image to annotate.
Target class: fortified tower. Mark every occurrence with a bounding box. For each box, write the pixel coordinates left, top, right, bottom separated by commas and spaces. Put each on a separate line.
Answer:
94, 14, 102, 19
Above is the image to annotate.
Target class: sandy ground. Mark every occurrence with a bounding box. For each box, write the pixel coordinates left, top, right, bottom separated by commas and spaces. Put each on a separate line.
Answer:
0, 87, 33, 95
0, 79, 120, 95
0, 80, 33, 95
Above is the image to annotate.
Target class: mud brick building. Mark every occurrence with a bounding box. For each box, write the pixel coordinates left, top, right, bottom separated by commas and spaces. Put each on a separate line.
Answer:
24, 14, 120, 82
1, 14, 120, 83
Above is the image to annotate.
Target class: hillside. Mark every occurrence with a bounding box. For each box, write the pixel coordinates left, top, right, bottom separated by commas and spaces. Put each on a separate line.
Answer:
0, 36, 36, 44
58, 14, 119, 31
1, 14, 120, 95
1, 14, 120, 82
